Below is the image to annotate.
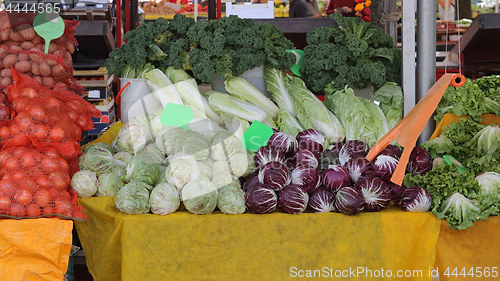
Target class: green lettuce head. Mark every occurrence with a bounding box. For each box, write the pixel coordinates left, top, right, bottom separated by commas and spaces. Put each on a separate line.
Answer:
150, 182, 181, 215
116, 180, 151, 215
182, 176, 218, 215
218, 182, 246, 215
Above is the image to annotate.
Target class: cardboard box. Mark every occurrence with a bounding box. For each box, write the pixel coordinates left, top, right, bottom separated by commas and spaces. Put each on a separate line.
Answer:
88, 99, 115, 135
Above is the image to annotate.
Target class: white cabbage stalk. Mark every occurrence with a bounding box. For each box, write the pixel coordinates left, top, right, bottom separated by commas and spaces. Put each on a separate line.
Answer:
208, 92, 269, 124
277, 110, 304, 137
145, 69, 183, 106
264, 66, 296, 117
224, 77, 280, 118
175, 78, 224, 125
286, 76, 345, 143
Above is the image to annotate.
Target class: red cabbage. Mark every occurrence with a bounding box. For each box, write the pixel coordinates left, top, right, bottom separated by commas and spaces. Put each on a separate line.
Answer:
345, 157, 373, 182
372, 155, 399, 182
378, 144, 402, 159
278, 184, 309, 214
255, 145, 285, 167
406, 147, 432, 176
309, 187, 336, 213
355, 176, 390, 212
293, 148, 320, 169
322, 165, 351, 192
335, 186, 364, 215
400, 186, 432, 212
296, 129, 326, 153
387, 182, 406, 205
268, 131, 298, 156
245, 183, 278, 214
258, 162, 291, 191
243, 170, 260, 192
291, 166, 321, 194
338, 140, 369, 166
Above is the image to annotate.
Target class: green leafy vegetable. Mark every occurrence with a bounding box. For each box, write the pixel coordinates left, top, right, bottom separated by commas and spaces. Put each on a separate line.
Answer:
264, 66, 296, 117
225, 77, 280, 118
145, 69, 183, 107
301, 13, 401, 92
277, 110, 304, 137
286, 75, 345, 143
373, 82, 404, 129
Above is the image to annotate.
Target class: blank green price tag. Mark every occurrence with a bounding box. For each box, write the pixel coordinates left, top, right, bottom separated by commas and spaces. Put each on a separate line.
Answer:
443, 155, 467, 173
160, 103, 193, 131
33, 12, 65, 54
243, 121, 273, 151
285, 49, 304, 77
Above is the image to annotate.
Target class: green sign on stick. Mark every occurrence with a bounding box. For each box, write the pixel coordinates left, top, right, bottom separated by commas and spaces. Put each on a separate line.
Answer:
33, 12, 65, 54
160, 103, 193, 131
243, 121, 274, 151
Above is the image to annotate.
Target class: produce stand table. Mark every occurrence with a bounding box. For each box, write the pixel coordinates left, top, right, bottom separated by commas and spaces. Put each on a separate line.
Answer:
75, 197, 441, 281
0, 218, 73, 281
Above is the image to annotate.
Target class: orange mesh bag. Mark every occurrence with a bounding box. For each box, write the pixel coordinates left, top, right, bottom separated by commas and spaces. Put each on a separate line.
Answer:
5, 69, 101, 134
0, 11, 80, 91
0, 11, 79, 53
0, 136, 86, 220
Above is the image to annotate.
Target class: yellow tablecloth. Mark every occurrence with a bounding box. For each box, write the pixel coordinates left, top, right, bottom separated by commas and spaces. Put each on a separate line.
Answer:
0, 218, 73, 281
75, 197, 441, 281
435, 217, 500, 280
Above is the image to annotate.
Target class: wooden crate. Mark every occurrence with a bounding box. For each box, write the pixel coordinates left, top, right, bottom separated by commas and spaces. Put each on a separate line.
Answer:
73, 67, 113, 87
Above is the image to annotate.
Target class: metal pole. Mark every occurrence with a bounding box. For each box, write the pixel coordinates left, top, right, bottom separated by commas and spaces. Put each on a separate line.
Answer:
416, 0, 437, 144
401, 0, 416, 118
388, 0, 397, 46
208, 0, 216, 20
496, 0, 499, 14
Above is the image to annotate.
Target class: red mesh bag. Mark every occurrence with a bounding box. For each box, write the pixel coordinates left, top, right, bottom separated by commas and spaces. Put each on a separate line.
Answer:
2, 69, 101, 139
0, 136, 86, 220
0, 11, 80, 92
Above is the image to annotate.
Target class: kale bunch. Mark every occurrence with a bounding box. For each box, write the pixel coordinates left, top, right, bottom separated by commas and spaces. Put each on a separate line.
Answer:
186, 16, 296, 83
301, 13, 401, 92
105, 15, 195, 77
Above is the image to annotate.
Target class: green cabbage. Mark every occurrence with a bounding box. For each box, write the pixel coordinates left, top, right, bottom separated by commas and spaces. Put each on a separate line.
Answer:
84, 142, 115, 154
228, 152, 255, 177
125, 156, 160, 187
166, 153, 201, 190
155, 126, 186, 156
78, 146, 115, 176
136, 144, 165, 164
115, 123, 147, 154
218, 182, 246, 215
129, 113, 154, 144
113, 151, 134, 166
198, 161, 212, 180
97, 172, 125, 197
212, 161, 236, 189
182, 176, 218, 215
173, 130, 211, 161
150, 182, 180, 215
70, 170, 98, 198
210, 131, 244, 161
116, 180, 151, 215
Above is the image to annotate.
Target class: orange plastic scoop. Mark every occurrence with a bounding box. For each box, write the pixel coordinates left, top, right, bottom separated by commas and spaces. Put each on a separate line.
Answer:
366, 73, 465, 185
